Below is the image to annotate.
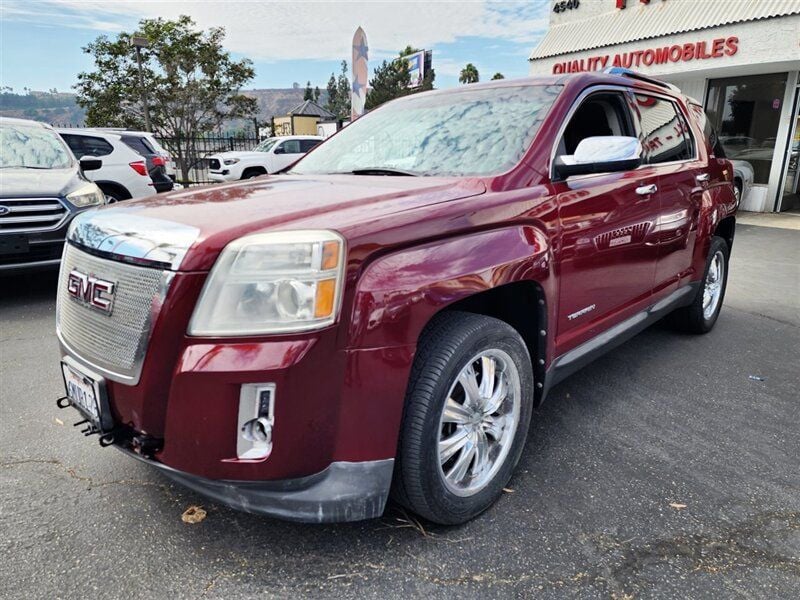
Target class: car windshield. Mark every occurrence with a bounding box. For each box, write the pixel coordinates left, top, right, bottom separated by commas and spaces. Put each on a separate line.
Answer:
290, 84, 561, 177
254, 138, 279, 153
0, 121, 74, 169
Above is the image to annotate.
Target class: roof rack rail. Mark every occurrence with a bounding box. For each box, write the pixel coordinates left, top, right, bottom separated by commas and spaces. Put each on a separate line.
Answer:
603, 67, 680, 93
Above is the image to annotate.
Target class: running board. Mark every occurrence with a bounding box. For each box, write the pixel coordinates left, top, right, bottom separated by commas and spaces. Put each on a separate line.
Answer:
542, 283, 699, 398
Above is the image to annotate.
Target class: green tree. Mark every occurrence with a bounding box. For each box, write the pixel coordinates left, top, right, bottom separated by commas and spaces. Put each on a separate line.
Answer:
325, 73, 338, 114
75, 15, 257, 182
365, 58, 409, 110
303, 80, 314, 101
313, 86, 321, 103
459, 63, 479, 84
335, 60, 351, 119
491, 72, 505, 80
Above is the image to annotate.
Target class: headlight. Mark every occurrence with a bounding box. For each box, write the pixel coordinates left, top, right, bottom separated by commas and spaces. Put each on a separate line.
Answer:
188, 230, 346, 336
223, 158, 240, 165
67, 183, 104, 207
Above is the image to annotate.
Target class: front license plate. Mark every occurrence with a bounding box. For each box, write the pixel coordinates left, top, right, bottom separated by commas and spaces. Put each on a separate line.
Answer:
61, 362, 102, 425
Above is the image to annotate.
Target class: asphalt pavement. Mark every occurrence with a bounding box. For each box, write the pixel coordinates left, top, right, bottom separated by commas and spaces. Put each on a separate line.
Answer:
1, 219, 798, 599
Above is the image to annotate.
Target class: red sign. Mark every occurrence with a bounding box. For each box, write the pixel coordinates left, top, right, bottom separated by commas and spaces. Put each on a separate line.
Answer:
552, 36, 738, 74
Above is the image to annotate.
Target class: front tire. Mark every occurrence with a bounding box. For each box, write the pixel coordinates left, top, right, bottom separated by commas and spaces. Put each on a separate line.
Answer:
392, 312, 534, 525
668, 236, 730, 333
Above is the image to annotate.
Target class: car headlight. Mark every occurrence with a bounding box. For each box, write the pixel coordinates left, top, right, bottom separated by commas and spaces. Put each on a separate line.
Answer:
223, 158, 240, 165
67, 183, 105, 207
188, 230, 346, 336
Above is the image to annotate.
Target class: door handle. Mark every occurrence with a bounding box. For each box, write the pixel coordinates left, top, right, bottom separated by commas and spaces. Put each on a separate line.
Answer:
696, 173, 710, 183
636, 184, 658, 196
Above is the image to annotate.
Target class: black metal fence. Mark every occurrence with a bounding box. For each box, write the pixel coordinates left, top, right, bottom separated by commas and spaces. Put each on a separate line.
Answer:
155, 133, 260, 186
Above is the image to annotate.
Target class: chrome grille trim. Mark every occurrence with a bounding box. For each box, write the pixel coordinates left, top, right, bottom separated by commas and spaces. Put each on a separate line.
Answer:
56, 243, 174, 385
0, 197, 68, 232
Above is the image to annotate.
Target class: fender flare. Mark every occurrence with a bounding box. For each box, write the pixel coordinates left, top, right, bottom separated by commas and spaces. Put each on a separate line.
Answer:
345, 225, 554, 350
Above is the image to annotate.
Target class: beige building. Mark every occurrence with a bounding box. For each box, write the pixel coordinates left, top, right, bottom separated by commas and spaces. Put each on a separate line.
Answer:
529, 0, 800, 212
271, 100, 335, 137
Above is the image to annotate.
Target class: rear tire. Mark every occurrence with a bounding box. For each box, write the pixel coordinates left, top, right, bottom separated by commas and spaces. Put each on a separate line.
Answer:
392, 311, 534, 525
668, 236, 730, 333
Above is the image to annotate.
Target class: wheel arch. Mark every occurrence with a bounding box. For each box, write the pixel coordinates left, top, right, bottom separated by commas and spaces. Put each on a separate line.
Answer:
241, 166, 268, 179
714, 215, 736, 250
95, 180, 132, 200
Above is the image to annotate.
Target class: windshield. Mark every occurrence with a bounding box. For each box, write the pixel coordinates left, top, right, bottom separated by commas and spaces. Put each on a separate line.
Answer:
291, 85, 561, 177
0, 121, 74, 169
254, 138, 279, 153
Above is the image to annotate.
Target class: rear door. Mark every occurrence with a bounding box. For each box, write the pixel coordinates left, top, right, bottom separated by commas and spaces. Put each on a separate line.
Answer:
633, 93, 703, 296
554, 89, 662, 354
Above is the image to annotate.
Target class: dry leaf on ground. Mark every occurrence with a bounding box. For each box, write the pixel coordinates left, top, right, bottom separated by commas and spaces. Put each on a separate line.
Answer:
181, 505, 207, 524
669, 502, 687, 510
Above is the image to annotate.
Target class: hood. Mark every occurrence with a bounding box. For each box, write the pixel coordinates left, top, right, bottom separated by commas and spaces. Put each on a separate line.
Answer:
210, 151, 266, 161
68, 174, 486, 271
0, 167, 81, 198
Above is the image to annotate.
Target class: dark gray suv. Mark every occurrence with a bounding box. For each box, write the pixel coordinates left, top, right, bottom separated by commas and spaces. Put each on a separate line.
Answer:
0, 117, 105, 272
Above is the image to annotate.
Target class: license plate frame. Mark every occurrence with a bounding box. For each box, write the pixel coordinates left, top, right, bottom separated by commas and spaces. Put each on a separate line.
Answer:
60, 358, 113, 432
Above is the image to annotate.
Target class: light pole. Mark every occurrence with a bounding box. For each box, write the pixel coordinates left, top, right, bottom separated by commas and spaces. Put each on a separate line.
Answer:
130, 36, 152, 132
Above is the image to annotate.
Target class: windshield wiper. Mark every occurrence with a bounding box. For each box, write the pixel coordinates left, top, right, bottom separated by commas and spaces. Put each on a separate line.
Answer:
0, 165, 54, 169
348, 167, 419, 176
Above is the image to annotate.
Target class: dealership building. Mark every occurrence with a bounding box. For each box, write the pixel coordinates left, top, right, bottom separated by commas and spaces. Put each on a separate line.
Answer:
529, 0, 800, 213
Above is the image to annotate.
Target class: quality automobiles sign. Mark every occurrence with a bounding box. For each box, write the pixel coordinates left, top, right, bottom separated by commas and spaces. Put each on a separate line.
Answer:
552, 36, 738, 74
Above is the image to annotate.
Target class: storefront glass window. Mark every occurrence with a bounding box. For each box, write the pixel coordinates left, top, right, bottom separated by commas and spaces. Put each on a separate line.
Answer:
705, 73, 787, 184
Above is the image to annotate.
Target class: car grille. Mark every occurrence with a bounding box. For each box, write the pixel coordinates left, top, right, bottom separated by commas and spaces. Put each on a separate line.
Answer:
0, 197, 68, 232
208, 158, 221, 170
56, 243, 174, 385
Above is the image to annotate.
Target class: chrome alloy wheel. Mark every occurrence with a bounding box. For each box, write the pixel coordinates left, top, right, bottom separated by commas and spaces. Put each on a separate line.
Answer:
703, 250, 725, 320
437, 349, 521, 497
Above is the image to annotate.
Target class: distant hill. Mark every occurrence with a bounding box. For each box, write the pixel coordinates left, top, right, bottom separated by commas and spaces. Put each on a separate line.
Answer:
244, 88, 330, 120
0, 88, 329, 128
0, 91, 86, 125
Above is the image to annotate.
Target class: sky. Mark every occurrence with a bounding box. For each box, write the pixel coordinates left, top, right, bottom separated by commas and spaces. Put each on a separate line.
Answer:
0, 0, 550, 93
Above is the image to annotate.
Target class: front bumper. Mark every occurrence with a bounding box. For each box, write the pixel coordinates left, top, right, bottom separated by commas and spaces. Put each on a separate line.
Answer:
208, 170, 233, 182
120, 446, 394, 522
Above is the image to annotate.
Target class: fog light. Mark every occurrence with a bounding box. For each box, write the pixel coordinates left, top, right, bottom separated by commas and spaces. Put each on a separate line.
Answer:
242, 417, 272, 444
237, 384, 275, 460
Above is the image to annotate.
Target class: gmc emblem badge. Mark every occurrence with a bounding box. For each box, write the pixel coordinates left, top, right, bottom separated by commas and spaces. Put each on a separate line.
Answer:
66, 269, 116, 315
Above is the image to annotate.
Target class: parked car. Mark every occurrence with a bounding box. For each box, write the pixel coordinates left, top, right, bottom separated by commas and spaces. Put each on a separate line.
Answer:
91, 128, 177, 183
56, 129, 155, 202
55, 69, 737, 525
0, 117, 104, 272
207, 135, 322, 182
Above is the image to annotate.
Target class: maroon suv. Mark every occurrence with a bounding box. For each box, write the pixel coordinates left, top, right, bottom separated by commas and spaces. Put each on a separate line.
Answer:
56, 69, 737, 524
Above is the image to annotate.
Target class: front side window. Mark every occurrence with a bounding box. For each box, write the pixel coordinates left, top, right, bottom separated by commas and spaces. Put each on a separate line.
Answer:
558, 91, 634, 156
1, 122, 73, 169
280, 140, 302, 154
291, 85, 561, 177
635, 95, 694, 164
254, 138, 279, 153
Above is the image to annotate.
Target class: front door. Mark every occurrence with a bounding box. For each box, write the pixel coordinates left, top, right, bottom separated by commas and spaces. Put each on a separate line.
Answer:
553, 90, 662, 355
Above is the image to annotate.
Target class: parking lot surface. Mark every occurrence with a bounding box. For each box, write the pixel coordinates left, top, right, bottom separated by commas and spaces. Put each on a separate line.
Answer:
1, 221, 798, 599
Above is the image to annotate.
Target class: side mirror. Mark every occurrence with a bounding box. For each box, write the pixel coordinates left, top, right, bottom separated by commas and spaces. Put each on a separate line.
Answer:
79, 157, 102, 172
554, 136, 642, 180
273, 146, 285, 155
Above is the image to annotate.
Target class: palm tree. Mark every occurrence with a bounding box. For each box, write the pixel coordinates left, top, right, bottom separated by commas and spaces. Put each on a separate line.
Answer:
491, 72, 505, 80
459, 63, 479, 85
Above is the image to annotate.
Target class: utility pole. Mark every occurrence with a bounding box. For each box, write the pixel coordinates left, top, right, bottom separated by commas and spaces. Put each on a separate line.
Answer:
130, 36, 152, 132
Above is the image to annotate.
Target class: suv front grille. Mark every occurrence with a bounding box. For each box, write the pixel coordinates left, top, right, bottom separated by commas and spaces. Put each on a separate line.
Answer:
56, 243, 174, 385
0, 197, 68, 232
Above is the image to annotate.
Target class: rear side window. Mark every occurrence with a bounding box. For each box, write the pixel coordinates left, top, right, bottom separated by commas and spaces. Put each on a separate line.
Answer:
64, 134, 113, 158
688, 103, 726, 158
121, 135, 153, 156
635, 95, 694, 164
300, 139, 321, 152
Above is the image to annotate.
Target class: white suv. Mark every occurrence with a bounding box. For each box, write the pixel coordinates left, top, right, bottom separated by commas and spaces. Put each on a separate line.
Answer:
207, 136, 322, 182
57, 129, 155, 202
